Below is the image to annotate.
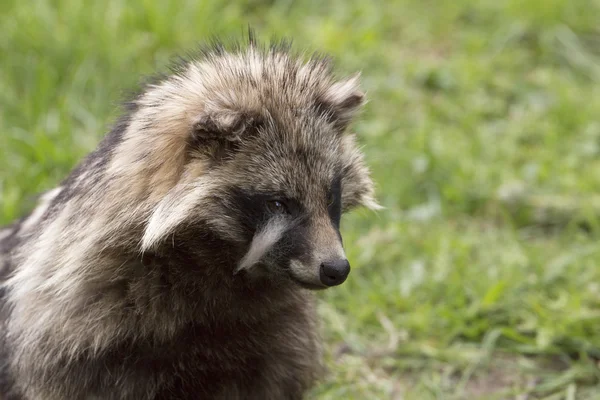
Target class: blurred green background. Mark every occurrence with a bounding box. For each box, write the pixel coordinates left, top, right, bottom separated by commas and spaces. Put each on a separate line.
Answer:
2, 0, 600, 398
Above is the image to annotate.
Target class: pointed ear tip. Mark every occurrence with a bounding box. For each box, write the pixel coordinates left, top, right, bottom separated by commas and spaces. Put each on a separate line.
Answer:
344, 72, 362, 83
348, 73, 364, 89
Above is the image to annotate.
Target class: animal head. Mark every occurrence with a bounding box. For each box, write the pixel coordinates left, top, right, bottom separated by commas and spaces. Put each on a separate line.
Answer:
125, 40, 380, 289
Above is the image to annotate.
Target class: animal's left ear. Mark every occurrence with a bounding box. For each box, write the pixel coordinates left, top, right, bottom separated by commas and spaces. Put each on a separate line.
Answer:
191, 110, 260, 142
317, 74, 365, 130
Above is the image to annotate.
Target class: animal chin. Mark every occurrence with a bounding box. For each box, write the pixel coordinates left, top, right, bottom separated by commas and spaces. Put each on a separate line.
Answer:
295, 279, 328, 291
287, 272, 327, 290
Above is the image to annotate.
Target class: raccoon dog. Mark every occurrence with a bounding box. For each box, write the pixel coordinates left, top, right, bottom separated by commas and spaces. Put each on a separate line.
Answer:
0, 36, 379, 399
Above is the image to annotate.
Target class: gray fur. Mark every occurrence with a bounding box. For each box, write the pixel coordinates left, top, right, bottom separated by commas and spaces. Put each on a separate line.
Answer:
0, 37, 379, 399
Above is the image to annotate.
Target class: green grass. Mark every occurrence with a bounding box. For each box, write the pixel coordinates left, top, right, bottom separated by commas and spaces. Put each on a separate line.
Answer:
2, 0, 600, 398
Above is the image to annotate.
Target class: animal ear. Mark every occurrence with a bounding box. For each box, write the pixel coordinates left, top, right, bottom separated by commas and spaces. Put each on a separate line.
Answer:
192, 110, 260, 142
317, 74, 366, 130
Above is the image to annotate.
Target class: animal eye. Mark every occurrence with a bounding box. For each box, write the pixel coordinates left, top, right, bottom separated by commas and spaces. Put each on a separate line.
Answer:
267, 200, 289, 215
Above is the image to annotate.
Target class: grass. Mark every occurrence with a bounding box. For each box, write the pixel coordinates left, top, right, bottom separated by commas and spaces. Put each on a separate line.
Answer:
2, 0, 600, 398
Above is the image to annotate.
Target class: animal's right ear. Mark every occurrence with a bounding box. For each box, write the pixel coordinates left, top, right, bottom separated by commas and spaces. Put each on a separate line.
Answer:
191, 110, 260, 143
316, 74, 365, 131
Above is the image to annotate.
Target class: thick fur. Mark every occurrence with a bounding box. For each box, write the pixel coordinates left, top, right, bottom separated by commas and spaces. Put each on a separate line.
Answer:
0, 37, 379, 400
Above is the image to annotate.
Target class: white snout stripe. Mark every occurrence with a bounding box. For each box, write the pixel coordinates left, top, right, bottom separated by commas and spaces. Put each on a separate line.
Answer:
236, 217, 288, 273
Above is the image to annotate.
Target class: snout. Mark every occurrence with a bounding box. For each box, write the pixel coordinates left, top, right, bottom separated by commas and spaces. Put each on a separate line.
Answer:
319, 259, 351, 287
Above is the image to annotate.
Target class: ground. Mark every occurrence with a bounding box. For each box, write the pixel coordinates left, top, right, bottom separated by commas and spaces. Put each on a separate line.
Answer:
1, 0, 600, 399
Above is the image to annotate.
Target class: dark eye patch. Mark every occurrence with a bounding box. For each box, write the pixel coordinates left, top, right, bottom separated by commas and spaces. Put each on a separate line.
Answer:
327, 176, 342, 229
227, 188, 302, 239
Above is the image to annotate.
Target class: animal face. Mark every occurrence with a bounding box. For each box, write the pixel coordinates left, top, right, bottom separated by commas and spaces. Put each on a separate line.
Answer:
136, 44, 379, 290
221, 128, 350, 289
182, 113, 374, 289
229, 184, 349, 290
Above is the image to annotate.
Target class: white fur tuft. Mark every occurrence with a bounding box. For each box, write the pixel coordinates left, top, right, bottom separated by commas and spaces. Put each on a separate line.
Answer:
141, 181, 215, 251
362, 195, 384, 211
236, 217, 288, 273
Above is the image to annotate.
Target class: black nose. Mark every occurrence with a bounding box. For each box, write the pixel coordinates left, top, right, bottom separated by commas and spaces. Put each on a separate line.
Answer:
319, 259, 351, 287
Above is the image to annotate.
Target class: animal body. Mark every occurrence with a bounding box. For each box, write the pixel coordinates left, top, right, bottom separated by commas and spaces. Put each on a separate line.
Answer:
0, 36, 379, 399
